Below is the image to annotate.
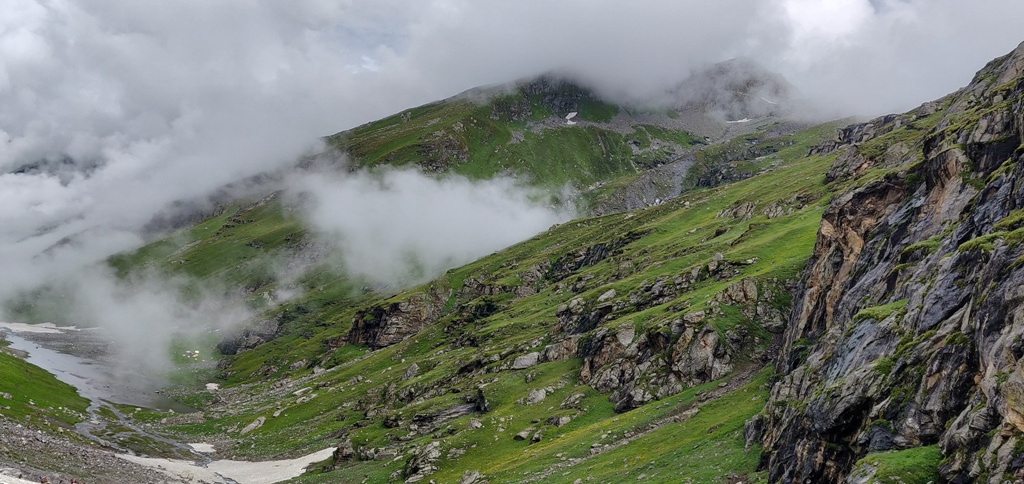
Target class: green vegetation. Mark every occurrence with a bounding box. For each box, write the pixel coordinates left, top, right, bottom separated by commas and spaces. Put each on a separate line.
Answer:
994, 208, 1024, 231
944, 331, 973, 348
326, 81, 704, 190
901, 237, 941, 259
12, 85, 967, 481
851, 445, 942, 484
853, 299, 909, 322
873, 357, 895, 376
541, 370, 772, 484
105, 117, 844, 483
959, 232, 1004, 253
9, 51, 1024, 483
856, 106, 946, 162
0, 343, 89, 428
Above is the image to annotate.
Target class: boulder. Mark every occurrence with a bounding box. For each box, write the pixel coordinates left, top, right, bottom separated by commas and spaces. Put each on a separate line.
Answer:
511, 352, 540, 370
240, 417, 265, 435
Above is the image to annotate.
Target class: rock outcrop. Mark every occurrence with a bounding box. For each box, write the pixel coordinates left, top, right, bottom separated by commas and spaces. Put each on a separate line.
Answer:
217, 318, 281, 355
754, 40, 1024, 483
348, 285, 451, 349
562, 276, 786, 411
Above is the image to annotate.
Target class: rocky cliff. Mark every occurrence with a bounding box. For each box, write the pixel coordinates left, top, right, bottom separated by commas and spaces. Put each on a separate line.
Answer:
753, 41, 1024, 483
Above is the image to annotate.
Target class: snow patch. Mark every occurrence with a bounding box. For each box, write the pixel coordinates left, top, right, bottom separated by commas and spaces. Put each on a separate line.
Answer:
0, 470, 43, 484
0, 322, 77, 334
189, 442, 216, 453
118, 447, 336, 484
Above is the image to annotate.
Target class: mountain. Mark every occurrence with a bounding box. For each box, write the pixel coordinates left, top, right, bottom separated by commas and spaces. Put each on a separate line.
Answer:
64, 65, 833, 482
3, 60, 827, 482
666, 57, 796, 122
320, 60, 804, 214
4, 42, 1024, 484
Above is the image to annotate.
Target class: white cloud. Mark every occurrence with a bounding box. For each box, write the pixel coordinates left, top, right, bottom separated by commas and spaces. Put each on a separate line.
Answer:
291, 167, 574, 288
782, 0, 875, 47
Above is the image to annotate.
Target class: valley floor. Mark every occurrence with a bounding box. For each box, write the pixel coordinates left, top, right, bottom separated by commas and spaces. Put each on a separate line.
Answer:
0, 416, 176, 484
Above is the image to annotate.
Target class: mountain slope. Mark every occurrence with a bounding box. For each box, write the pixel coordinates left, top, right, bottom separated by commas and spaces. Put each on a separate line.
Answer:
2, 60, 830, 483
751, 41, 1024, 483
18, 42, 1024, 483
322, 64, 801, 214
124, 118, 842, 483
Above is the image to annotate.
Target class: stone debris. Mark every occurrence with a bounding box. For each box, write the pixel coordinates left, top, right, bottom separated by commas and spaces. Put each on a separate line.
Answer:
403, 362, 420, 380
511, 352, 540, 370
514, 427, 535, 441
240, 416, 265, 435
526, 388, 547, 405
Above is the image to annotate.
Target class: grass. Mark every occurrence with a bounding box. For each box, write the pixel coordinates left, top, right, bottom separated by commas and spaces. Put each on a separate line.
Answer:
59, 107, 916, 484
0, 342, 90, 428
994, 208, 1024, 231
850, 445, 941, 484
325, 79, 705, 191
853, 299, 909, 322
135, 118, 842, 484
901, 237, 941, 259
528, 369, 773, 484
10, 55, 1024, 483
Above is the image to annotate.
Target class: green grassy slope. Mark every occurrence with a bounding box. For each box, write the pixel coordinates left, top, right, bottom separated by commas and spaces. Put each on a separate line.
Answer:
847, 446, 942, 484
101, 120, 847, 483
325, 78, 705, 188
0, 338, 89, 428
12, 71, 928, 481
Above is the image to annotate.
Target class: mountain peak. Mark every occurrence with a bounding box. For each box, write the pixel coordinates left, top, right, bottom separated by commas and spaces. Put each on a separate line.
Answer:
666, 57, 794, 121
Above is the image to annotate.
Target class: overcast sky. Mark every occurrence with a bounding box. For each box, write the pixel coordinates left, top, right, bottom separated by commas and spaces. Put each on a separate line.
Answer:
1, 0, 1022, 305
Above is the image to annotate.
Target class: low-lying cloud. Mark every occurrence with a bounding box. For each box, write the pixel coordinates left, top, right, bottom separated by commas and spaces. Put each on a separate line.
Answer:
8, 266, 253, 378
291, 167, 574, 288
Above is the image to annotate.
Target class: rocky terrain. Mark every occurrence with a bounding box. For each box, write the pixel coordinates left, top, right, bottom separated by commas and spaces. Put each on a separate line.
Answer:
750, 41, 1024, 483
0, 417, 178, 484
134, 107, 836, 483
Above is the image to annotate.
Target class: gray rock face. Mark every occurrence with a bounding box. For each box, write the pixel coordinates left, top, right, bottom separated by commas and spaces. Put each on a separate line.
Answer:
514, 427, 535, 441
572, 277, 786, 412
217, 318, 280, 355
402, 362, 420, 380
547, 415, 573, 427
591, 155, 696, 215
511, 352, 540, 370
333, 439, 356, 464
460, 470, 485, 484
526, 388, 547, 405
756, 40, 1024, 483
404, 441, 442, 483
348, 285, 451, 349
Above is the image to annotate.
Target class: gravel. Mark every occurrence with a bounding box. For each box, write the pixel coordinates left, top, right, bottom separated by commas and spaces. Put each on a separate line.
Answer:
0, 416, 183, 484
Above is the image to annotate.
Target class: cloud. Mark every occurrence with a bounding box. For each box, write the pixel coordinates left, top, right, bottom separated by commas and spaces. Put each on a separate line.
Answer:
2, 265, 253, 379
65, 267, 252, 374
0, 0, 1021, 342
290, 166, 574, 288
755, 0, 1024, 115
